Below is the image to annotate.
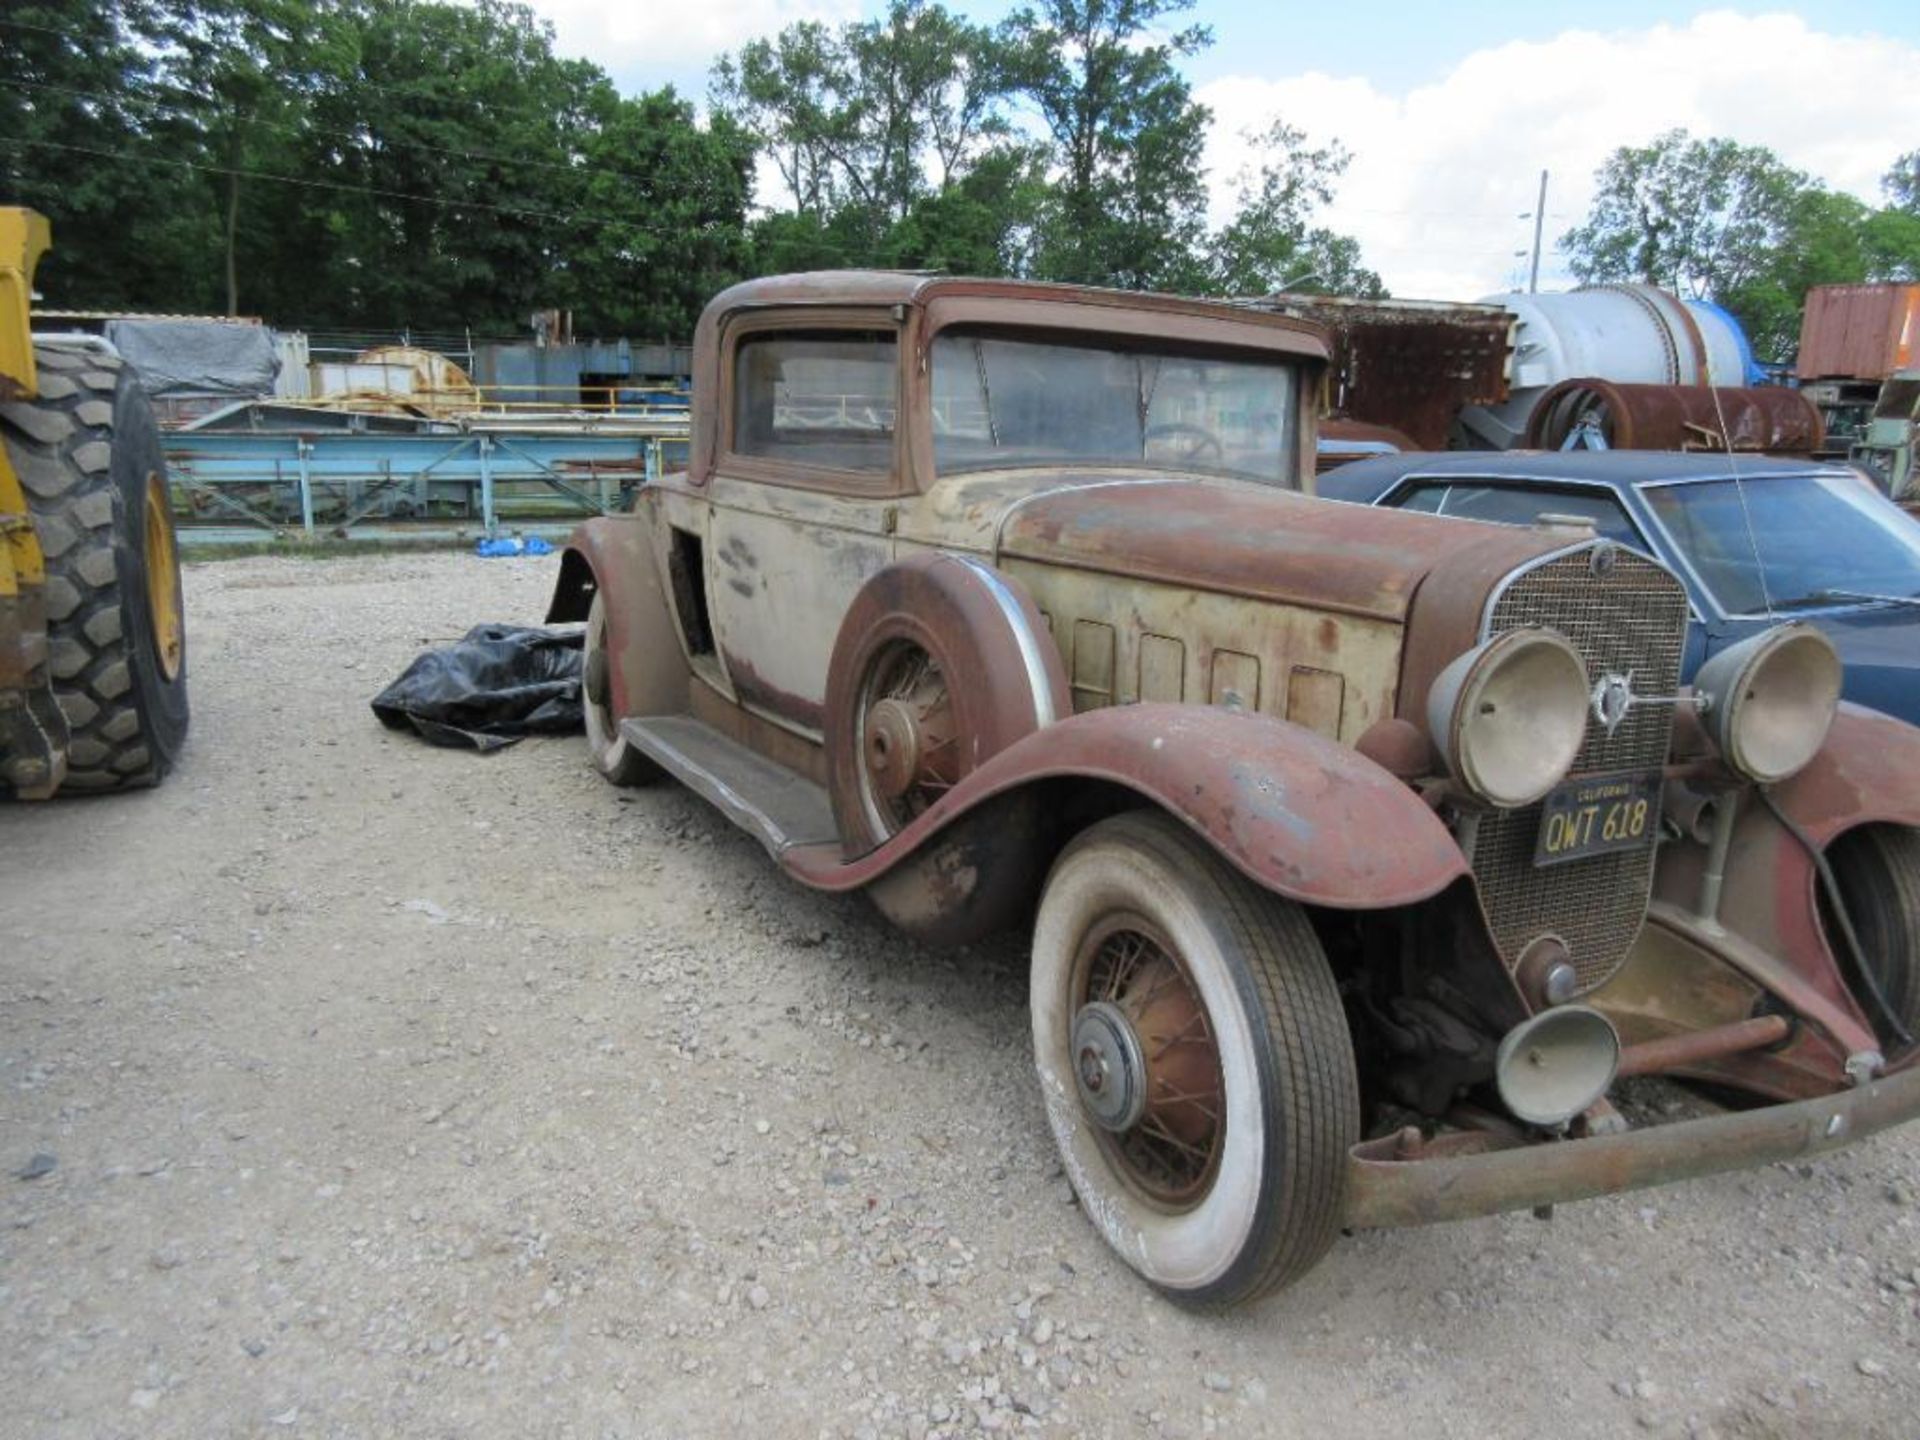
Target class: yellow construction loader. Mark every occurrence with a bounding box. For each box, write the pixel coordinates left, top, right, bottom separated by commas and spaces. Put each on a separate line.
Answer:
0, 208, 188, 796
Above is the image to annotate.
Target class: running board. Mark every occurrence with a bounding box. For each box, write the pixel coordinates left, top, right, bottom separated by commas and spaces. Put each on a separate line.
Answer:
619, 715, 839, 858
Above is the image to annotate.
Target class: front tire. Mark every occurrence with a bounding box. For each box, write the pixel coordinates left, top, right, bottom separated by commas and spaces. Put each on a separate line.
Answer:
1824, 823, 1920, 1041
0, 345, 189, 791
1030, 810, 1359, 1307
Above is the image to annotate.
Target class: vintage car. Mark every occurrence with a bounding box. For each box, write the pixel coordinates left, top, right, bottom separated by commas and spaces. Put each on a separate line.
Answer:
549, 273, 1920, 1309
1319, 450, 1920, 726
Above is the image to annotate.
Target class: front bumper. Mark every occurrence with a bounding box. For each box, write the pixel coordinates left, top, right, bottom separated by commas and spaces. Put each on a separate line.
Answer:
1342, 1063, 1920, 1230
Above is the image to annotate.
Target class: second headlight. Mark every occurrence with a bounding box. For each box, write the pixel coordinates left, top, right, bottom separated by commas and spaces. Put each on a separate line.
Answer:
1692, 621, 1841, 784
1429, 627, 1589, 808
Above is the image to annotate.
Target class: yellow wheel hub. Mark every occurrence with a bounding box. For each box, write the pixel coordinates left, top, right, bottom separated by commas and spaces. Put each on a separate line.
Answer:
143, 471, 183, 682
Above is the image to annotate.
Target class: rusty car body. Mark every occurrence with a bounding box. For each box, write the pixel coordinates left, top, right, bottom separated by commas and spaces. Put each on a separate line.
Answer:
551, 272, 1920, 1307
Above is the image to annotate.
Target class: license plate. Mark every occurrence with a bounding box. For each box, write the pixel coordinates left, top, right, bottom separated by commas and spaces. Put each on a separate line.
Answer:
1533, 770, 1662, 868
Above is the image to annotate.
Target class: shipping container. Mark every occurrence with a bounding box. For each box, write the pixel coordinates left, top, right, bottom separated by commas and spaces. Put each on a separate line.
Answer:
1797, 283, 1920, 381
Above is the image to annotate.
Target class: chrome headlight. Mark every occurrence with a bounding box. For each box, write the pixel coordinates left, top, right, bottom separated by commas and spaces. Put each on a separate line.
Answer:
1693, 622, 1841, 784
1428, 627, 1589, 808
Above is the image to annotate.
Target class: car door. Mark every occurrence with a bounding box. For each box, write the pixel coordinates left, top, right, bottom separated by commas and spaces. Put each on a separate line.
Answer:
704, 315, 904, 739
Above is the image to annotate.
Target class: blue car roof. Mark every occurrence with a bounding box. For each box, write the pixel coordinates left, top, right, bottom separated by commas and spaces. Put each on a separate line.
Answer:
1316, 449, 1853, 505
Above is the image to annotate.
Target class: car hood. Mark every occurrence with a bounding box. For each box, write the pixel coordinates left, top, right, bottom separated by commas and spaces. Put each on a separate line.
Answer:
994, 473, 1562, 623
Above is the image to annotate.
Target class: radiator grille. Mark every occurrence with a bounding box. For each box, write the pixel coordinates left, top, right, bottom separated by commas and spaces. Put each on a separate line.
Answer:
1470, 546, 1690, 991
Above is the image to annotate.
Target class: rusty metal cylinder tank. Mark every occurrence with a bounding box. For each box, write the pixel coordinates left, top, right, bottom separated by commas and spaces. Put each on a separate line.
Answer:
1462, 284, 1758, 449
1523, 379, 1825, 455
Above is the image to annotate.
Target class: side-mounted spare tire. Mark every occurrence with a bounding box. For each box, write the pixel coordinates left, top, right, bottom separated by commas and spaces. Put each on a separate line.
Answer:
0, 344, 188, 790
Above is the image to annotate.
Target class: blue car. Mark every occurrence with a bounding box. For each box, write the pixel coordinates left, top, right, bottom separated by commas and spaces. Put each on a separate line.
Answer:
1318, 451, 1920, 725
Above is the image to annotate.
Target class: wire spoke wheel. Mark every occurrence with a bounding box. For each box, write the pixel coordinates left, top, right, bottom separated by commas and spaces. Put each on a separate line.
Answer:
1071, 918, 1226, 1209
854, 638, 958, 837
1030, 810, 1359, 1307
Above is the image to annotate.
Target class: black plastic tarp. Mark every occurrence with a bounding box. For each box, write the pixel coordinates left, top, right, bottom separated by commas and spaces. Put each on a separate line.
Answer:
372, 624, 583, 751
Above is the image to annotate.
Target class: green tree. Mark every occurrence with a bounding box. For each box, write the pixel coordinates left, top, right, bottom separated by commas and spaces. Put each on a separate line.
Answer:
0, 1, 212, 309
713, 0, 1007, 258
1207, 121, 1384, 298
880, 144, 1051, 276
149, 0, 344, 316
1886, 150, 1920, 214
998, 0, 1213, 290
561, 89, 755, 339
1563, 130, 1891, 359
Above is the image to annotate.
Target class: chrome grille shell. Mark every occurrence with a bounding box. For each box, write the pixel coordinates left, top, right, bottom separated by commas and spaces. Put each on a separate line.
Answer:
1470, 543, 1691, 992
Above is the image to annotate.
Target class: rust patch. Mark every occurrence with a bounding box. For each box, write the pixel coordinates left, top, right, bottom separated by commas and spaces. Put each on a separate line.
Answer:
1000, 476, 1560, 623
722, 647, 825, 732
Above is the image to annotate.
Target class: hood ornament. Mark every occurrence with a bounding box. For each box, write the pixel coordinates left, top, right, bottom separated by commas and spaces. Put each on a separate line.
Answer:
1591, 669, 1696, 736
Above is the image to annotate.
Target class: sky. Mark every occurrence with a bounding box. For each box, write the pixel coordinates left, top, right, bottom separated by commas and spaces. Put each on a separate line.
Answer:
516, 1, 1920, 301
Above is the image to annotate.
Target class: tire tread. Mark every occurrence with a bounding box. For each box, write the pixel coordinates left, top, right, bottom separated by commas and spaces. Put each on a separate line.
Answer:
1, 350, 176, 790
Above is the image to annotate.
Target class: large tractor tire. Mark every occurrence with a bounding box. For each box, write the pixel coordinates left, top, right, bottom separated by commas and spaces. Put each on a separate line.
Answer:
0, 345, 188, 791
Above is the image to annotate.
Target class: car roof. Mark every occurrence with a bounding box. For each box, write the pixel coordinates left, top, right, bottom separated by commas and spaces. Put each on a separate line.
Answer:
706, 271, 1325, 343
1316, 449, 1852, 505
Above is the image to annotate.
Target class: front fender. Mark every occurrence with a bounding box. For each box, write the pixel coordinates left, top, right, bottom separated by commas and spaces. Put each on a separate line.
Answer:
784, 702, 1469, 911
1772, 703, 1920, 842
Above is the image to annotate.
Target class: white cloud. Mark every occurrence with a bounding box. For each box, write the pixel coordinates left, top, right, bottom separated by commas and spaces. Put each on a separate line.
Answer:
1199, 10, 1920, 303
528, 0, 860, 93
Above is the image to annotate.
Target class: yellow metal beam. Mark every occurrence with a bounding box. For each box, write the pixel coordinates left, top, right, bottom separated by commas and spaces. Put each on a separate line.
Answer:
0, 207, 50, 404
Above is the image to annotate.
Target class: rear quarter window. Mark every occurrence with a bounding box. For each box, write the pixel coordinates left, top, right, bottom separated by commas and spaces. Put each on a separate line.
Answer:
731, 330, 898, 473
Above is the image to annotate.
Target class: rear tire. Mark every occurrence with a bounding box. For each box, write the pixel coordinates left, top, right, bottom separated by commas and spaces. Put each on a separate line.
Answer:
1824, 824, 1920, 1040
0, 345, 189, 791
1030, 810, 1359, 1307
583, 594, 660, 786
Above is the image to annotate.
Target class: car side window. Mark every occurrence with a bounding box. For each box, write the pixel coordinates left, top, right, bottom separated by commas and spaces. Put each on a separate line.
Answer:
1423, 482, 1644, 549
731, 330, 898, 474
1396, 484, 1449, 514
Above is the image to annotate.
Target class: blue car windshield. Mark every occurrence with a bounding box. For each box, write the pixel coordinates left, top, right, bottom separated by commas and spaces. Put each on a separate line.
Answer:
1641, 472, 1920, 614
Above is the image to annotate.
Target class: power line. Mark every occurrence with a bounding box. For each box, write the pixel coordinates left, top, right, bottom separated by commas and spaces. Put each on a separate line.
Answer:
12, 136, 731, 235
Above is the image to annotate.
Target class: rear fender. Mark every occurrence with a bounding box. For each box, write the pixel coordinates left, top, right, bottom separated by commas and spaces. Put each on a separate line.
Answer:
784, 702, 1470, 911
545, 513, 686, 718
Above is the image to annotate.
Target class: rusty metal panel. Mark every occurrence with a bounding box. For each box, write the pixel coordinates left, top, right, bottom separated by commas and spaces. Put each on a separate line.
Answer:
1003, 562, 1403, 746
1342, 1064, 1920, 1231
1137, 634, 1184, 702
1243, 295, 1514, 449
1208, 649, 1259, 709
998, 476, 1560, 624
783, 702, 1472, 909
1071, 619, 1116, 709
1797, 283, 1920, 382
1524, 379, 1824, 454
1285, 666, 1344, 739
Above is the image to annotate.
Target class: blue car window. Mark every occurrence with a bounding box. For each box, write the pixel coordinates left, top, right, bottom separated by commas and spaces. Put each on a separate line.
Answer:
1396, 484, 1449, 514
1642, 473, 1920, 615
1410, 482, 1644, 549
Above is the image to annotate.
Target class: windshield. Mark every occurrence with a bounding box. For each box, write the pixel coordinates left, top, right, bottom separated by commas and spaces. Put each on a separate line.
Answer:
929, 329, 1297, 484
1641, 471, 1920, 614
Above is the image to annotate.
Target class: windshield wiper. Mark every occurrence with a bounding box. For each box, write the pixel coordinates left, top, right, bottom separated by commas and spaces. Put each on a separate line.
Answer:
1801, 589, 1920, 610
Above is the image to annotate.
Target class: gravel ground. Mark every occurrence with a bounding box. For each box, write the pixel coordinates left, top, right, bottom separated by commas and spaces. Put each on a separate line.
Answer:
5, 549, 1920, 1440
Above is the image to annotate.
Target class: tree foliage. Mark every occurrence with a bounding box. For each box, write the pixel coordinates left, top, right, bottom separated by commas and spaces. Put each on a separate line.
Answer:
2, 0, 1380, 334
1208, 122, 1384, 298
1563, 130, 1920, 360
712, 0, 1375, 301
2, 0, 753, 333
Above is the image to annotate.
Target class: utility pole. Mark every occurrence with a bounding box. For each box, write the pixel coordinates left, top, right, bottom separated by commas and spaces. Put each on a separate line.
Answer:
1528, 169, 1548, 294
